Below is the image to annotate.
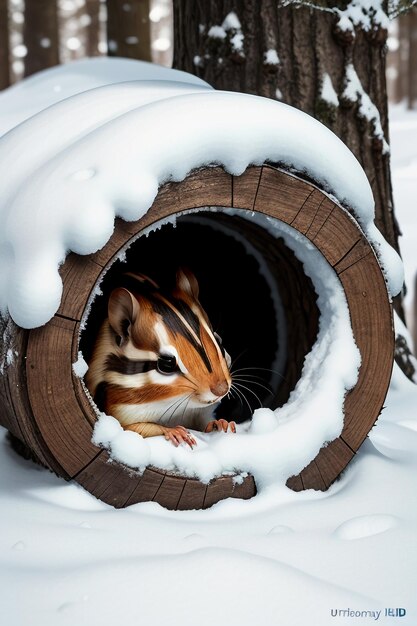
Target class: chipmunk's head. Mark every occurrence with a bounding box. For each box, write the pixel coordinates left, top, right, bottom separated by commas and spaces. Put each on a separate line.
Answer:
105, 268, 231, 410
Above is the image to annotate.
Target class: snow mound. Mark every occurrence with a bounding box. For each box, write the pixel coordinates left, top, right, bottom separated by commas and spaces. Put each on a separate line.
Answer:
0, 57, 210, 136
334, 514, 399, 540
0, 58, 402, 329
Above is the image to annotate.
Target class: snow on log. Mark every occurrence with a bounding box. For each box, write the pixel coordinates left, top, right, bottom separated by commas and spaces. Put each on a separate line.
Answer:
0, 60, 396, 510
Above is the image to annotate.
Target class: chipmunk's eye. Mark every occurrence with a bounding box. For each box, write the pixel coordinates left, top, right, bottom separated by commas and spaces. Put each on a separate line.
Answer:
157, 354, 178, 375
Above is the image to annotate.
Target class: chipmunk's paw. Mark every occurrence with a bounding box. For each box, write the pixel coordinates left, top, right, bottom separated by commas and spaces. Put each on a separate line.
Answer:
161, 425, 197, 448
205, 419, 236, 434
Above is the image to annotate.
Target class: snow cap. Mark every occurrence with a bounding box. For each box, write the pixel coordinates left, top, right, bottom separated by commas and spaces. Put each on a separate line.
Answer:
0, 58, 403, 329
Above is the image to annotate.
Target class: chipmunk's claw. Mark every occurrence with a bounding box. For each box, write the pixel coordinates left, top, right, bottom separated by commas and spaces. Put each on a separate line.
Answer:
205, 419, 236, 434
161, 425, 197, 448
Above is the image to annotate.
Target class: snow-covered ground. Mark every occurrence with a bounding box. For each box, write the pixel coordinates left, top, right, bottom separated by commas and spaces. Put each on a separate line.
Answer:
0, 66, 416, 625
1, 362, 416, 626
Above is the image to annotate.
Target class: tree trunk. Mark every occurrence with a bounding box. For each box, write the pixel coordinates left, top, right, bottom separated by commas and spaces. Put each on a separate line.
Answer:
106, 0, 152, 61
85, 0, 101, 57
172, 0, 402, 306
399, 12, 410, 104
408, 8, 417, 109
23, 0, 59, 77
0, 0, 10, 90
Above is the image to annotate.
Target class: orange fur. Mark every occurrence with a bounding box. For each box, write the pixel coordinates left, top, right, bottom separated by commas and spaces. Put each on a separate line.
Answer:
86, 269, 232, 437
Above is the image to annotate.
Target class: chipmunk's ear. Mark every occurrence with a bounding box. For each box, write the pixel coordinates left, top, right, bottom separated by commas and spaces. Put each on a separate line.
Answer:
108, 288, 139, 341
176, 267, 199, 300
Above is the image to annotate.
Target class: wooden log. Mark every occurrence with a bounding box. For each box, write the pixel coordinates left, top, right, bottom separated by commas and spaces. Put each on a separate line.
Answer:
26, 316, 99, 477
0, 165, 394, 509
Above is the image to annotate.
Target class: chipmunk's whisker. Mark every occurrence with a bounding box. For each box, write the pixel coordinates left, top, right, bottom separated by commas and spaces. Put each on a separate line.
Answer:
233, 382, 263, 409
233, 372, 273, 384
228, 386, 242, 407
231, 383, 253, 415
230, 349, 248, 370
231, 366, 286, 381
180, 394, 193, 424
168, 393, 193, 424
232, 376, 273, 395
159, 395, 186, 422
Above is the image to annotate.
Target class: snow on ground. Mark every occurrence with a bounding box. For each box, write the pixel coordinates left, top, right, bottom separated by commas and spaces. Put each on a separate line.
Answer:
0, 362, 416, 626
390, 103, 417, 335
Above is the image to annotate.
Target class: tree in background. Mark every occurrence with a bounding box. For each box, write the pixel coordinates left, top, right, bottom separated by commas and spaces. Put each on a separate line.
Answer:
173, 1, 416, 260
106, 0, 152, 61
173, 0, 417, 374
386, 6, 417, 107
401, 6, 417, 107
85, 0, 101, 58
23, 0, 59, 77
0, 0, 10, 89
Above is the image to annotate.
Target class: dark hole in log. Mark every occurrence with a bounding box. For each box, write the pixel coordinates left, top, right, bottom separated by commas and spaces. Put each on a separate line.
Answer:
80, 210, 320, 422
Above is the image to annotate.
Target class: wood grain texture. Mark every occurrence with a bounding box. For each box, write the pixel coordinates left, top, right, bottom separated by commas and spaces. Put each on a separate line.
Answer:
300, 460, 327, 491
125, 468, 165, 506
339, 254, 394, 450
204, 476, 236, 509
74, 450, 143, 508
153, 475, 187, 510
314, 438, 355, 489
177, 479, 208, 510
0, 320, 28, 439
0, 319, 65, 475
254, 166, 313, 224
286, 475, 303, 492
232, 168, 262, 209
304, 197, 334, 240
291, 189, 325, 234
230, 475, 257, 501
334, 238, 372, 274
201, 474, 255, 509
58, 254, 103, 321
154, 167, 232, 215
26, 316, 99, 477
311, 208, 362, 267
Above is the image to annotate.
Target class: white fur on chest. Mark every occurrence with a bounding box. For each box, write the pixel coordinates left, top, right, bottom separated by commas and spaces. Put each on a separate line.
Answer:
115, 401, 217, 431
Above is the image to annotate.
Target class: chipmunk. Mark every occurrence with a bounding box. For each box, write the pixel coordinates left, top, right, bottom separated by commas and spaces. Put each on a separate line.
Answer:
86, 269, 236, 448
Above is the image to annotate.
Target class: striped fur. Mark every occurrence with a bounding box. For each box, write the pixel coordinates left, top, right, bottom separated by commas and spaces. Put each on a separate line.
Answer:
86, 270, 231, 433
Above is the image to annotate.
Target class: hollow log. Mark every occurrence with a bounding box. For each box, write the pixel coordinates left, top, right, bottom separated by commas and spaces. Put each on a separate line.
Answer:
0, 165, 394, 509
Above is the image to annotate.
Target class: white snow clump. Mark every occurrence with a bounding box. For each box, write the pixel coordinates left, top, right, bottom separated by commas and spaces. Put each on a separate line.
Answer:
0, 58, 403, 329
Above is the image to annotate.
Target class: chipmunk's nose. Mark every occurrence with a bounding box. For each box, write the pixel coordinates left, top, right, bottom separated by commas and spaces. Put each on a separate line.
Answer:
210, 381, 229, 398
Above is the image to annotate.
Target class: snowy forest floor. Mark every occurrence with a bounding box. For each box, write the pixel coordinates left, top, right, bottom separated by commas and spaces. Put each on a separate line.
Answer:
0, 104, 416, 626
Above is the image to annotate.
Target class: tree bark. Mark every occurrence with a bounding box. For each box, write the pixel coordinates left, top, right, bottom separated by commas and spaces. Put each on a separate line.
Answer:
85, 0, 101, 57
106, 0, 152, 61
0, 0, 10, 90
23, 0, 59, 77
408, 8, 417, 109
173, 0, 402, 307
